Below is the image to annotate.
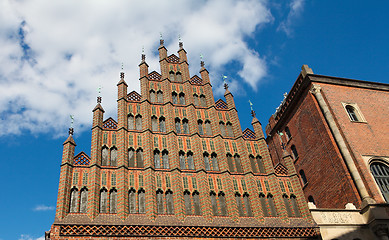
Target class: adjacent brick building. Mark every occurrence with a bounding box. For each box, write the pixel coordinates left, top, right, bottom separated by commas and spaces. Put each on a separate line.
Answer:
45, 40, 318, 239
266, 65, 389, 238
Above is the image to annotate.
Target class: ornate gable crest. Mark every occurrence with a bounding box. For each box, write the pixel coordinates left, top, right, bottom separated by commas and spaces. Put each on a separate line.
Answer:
215, 99, 228, 110
148, 71, 161, 81
167, 54, 180, 63
103, 117, 117, 130
190, 75, 203, 85
242, 128, 256, 139
274, 163, 288, 175
73, 152, 90, 166
127, 91, 142, 102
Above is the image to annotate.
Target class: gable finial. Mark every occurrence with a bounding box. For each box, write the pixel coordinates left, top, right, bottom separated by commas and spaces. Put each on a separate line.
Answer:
69, 115, 74, 135
223, 75, 228, 89
178, 34, 183, 48
141, 46, 146, 61
249, 100, 256, 118
200, 54, 204, 67
97, 86, 102, 103
160, 32, 164, 45
120, 63, 125, 79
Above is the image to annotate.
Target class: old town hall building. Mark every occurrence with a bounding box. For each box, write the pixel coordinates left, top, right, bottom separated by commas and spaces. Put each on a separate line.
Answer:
46, 40, 318, 239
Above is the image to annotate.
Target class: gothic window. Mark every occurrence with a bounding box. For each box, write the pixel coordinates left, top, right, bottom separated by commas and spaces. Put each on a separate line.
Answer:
267, 194, 278, 217
154, 150, 161, 168
156, 189, 164, 214
211, 153, 219, 171
159, 117, 166, 132
182, 119, 189, 134
138, 189, 146, 214
179, 151, 186, 169
128, 148, 135, 167
200, 94, 206, 107
226, 122, 234, 137
166, 190, 174, 214
198, 120, 204, 135
79, 188, 88, 213
226, 153, 235, 172
110, 189, 117, 213
169, 71, 175, 81
136, 149, 144, 168
100, 188, 108, 213
235, 193, 244, 216
69, 188, 79, 213
162, 150, 169, 169
135, 115, 142, 131
290, 195, 301, 217
219, 192, 227, 216
172, 92, 178, 104
179, 92, 185, 105
150, 90, 156, 102
175, 118, 181, 134
243, 193, 253, 217
234, 154, 243, 173
176, 72, 182, 82
184, 190, 192, 215
151, 116, 158, 132
345, 105, 359, 121
299, 169, 308, 185
285, 127, 292, 140
219, 121, 226, 137
308, 195, 315, 204
203, 152, 211, 171
193, 191, 201, 215
291, 145, 299, 159
187, 152, 195, 170
157, 90, 163, 103
283, 194, 292, 217
210, 191, 218, 216
129, 188, 137, 213
128, 114, 135, 130
249, 155, 258, 173
204, 120, 212, 135
193, 94, 199, 106
370, 162, 389, 202
101, 147, 109, 166
256, 155, 266, 173
259, 193, 269, 217
110, 148, 117, 166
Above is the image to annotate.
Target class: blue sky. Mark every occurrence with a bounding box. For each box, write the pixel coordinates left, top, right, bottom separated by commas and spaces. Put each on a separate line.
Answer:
1, 1, 389, 239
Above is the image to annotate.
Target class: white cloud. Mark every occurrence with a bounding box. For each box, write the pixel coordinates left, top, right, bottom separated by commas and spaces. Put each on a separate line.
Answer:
277, 0, 305, 36
18, 235, 44, 240
0, 0, 272, 136
32, 204, 54, 211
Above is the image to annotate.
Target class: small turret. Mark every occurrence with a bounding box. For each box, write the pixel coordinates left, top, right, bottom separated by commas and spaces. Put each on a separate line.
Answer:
251, 109, 264, 139
178, 41, 187, 63
158, 38, 167, 61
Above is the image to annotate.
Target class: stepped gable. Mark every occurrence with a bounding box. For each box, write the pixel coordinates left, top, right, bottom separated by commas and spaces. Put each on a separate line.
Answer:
73, 152, 90, 166
127, 90, 142, 102
274, 163, 288, 175
148, 71, 161, 81
190, 75, 203, 85
167, 54, 180, 63
103, 117, 117, 130
215, 99, 228, 110
242, 128, 256, 139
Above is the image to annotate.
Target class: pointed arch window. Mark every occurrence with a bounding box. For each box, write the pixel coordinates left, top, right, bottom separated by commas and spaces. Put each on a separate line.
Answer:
128, 114, 135, 130
370, 162, 389, 202
184, 191, 192, 215
226, 122, 234, 137
179, 151, 186, 170
193, 191, 201, 215
219, 121, 226, 137
172, 92, 178, 104
175, 118, 181, 134
290, 195, 301, 217
100, 188, 108, 213
166, 190, 174, 214
200, 94, 206, 107
154, 150, 161, 168
204, 120, 212, 135
169, 71, 175, 81
135, 115, 142, 131
234, 154, 243, 173
110, 148, 117, 166
176, 72, 182, 82
235, 193, 244, 216
110, 189, 117, 213
219, 192, 227, 216
285, 127, 292, 140
129, 188, 137, 213
151, 116, 158, 132
291, 145, 299, 159
256, 155, 266, 173
267, 194, 278, 217
187, 152, 195, 170
156, 189, 164, 214
128, 148, 135, 167
259, 193, 269, 217
283, 194, 292, 217
210, 191, 218, 216
227, 153, 235, 172
79, 188, 88, 213
182, 118, 189, 134
162, 150, 169, 169
198, 120, 204, 135
101, 147, 109, 166
299, 169, 308, 185
138, 189, 146, 214
346, 105, 359, 121
249, 155, 258, 173
211, 153, 219, 171
203, 152, 211, 171
193, 94, 199, 106
308, 195, 315, 204
150, 90, 156, 102
159, 117, 166, 132
243, 193, 253, 217
157, 90, 163, 103
179, 92, 185, 105
69, 188, 79, 213
136, 149, 144, 168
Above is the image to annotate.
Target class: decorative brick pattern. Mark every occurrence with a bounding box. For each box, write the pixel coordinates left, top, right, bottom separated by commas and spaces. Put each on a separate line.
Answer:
148, 71, 161, 81
103, 117, 118, 130
73, 152, 90, 166
242, 128, 256, 139
167, 54, 180, 63
274, 163, 288, 175
190, 75, 203, 85
215, 99, 228, 110
127, 91, 141, 102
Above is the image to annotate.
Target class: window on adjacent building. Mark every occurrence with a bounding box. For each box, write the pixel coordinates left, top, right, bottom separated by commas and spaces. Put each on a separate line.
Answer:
299, 169, 308, 186
285, 127, 292, 140
291, 145, 299, 159
370, 161, 389, 202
